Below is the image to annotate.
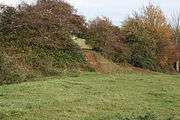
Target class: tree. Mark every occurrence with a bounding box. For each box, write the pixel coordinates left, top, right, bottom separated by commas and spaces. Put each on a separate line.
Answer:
171, 13, 180, 72
86, 17, 129, 63
121, 4, 176, 71
0, 0, 87, 50
0, 0, 88, 84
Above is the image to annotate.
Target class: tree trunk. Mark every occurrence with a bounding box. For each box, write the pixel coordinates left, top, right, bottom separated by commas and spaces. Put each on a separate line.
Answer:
176, 60, 180, 72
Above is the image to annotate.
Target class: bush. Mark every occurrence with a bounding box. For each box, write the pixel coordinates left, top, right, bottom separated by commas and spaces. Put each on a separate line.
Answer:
121, 4, 176, 71
86, 17, 130, 63
0, 46, 88, 84
25, 48, 87, 76
0, 52, 31, 84
0, 0, 89, 84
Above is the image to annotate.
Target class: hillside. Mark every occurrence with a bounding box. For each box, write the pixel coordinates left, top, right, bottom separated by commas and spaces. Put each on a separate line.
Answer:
0, 72, 180, 120
74, 37, 149, 74
74, 37, 121, 73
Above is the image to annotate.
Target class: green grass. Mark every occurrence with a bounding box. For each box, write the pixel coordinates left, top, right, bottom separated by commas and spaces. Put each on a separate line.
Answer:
0, 72, 180, 120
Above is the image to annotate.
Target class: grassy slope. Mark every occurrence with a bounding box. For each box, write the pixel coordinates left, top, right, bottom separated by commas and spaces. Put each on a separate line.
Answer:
0, 72, 180, 120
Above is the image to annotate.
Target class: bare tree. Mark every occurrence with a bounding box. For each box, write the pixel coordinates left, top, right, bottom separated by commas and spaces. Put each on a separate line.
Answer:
171, 13, 180, 72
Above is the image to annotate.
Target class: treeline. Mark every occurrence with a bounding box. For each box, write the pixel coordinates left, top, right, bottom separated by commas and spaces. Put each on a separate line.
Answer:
0, 0, 89, 84
86, 5, 180, 72
0, 0, 179, 84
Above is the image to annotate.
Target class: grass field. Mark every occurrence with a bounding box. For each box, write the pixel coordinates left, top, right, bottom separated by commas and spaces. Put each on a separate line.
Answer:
0, 72, 180, 120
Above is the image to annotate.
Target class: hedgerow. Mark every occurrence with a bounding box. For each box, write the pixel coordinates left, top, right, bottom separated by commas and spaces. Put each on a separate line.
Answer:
0, 0, 89, 84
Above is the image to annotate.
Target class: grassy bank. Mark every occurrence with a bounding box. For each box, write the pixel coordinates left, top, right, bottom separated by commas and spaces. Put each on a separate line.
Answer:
0, 72, 180, 120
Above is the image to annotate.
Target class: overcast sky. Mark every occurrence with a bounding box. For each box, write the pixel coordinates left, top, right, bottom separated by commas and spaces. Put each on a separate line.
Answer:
1, 0, 180, 25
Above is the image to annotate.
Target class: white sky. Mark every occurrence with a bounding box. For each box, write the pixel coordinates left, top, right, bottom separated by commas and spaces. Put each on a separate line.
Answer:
1, 0, 180, 25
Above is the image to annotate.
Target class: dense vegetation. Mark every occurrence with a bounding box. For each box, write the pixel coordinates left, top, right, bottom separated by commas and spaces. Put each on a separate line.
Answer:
86, 5, 179, 72
86, 17, 130, 63
0, 0, 180, 84
0, 0, 88, 84
121, 5, 177, 71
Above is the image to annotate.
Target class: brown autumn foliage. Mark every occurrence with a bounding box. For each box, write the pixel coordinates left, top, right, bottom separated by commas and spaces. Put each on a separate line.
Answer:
0, 1, 179, 85
121, 5, 177, 71
86, 17, 130, 63
0, 0, 88, 84
0, 0, 87, 50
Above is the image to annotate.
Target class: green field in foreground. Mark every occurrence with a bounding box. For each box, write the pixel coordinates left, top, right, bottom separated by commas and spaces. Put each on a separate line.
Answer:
0, 72, 180, 120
